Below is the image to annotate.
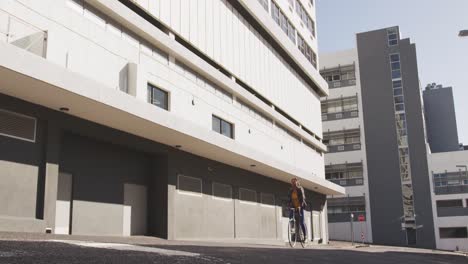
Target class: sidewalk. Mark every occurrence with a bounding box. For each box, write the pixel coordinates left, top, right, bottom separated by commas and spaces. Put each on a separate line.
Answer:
0, 231, 287, 249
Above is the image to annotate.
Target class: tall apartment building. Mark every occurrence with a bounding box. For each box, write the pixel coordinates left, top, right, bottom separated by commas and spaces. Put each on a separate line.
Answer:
423, 83, 460, 153
0, 0, 344, 241
320, 49, 372, 243
321, 27, 436, 249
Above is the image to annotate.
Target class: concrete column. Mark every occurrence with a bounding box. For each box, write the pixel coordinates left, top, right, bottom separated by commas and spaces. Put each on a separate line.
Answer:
167, 184, 176, 240
43, 122, 61, 232
322, 200, 329, 244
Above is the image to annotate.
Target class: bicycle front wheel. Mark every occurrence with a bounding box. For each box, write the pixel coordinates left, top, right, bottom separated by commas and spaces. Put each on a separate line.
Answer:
288, 219, 297, 248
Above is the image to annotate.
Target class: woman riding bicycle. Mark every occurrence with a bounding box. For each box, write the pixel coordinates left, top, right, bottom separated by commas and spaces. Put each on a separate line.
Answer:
288, 178, 307, 241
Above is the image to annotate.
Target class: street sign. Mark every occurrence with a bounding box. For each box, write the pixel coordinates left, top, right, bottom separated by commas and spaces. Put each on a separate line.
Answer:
358, 214, 365, 222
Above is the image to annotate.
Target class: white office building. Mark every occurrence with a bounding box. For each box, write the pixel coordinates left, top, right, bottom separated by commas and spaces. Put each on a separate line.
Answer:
428, 150, 468, 251
0, 0, 343, 242
319, 49, 373, 243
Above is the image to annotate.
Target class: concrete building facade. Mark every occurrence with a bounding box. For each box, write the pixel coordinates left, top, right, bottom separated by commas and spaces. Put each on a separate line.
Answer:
0, 0, 344, 242
423, 83, 460, 153
428, 150, 468, 251
320, 49, 373, 244
320, 27, 436, 249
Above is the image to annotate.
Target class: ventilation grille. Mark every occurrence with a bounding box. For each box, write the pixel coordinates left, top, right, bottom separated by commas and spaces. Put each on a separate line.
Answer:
239, 188, 257, 203
213, 182, 232, 199
0, 109, 36, 142
260, 193, 275, 206
177, 175, 202, 194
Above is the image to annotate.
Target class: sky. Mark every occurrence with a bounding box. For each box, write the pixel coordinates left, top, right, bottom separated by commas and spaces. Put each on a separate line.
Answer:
316, 0, 468, 144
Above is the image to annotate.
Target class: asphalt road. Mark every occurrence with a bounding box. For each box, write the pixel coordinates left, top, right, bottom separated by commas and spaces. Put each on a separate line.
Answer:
0, 240, 465, 264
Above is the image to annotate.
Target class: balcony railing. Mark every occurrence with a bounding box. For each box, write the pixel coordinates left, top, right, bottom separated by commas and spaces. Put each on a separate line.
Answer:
0, 9, 47, 58
433, 171, 468, 195
327, 143, 361, 153
322, 110, 359, 121
328, 178, 364, 187
328, 79, 357, 89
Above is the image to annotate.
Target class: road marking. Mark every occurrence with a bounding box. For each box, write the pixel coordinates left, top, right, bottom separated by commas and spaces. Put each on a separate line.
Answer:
50, 240, 200, 257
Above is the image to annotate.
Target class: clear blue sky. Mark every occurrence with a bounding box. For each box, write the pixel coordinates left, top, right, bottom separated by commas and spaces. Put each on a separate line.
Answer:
316, 0, 468, 145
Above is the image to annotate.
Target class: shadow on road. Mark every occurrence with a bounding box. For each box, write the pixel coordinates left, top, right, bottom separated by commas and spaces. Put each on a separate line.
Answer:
0, 240, 465, 264
150, 245, 466, 264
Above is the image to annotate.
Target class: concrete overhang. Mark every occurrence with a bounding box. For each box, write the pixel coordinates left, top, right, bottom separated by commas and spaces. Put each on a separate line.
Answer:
0, 42, 345, 196
86, 0, 327, 153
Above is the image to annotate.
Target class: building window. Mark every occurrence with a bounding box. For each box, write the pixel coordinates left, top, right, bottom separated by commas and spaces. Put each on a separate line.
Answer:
326, 163, 364, 186
271, 1, 280, 24
295, 0, 315, 37
324, 129, 360, 146
297, 34, 317, 69
320, 65, 356, 88
390, 54, 402, 79
321, 96, 359, 121
436, 200, 463, 208
439, 227, 468, 239
212, 115, 234, 139
327, 196, 366, 222
271, 1, 297, 46
433, 171, 468, 192
387, 28, 399, 46
271, 0, 317, 68
147, 83, 169, 110
288, 21, 296, 43
258, 0, 269, 11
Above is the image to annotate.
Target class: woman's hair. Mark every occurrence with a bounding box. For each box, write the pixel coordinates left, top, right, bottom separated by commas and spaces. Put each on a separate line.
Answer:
296, 180, 302, 188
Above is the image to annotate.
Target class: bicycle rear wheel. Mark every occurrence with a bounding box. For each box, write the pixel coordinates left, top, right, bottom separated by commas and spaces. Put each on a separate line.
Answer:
299, 224, 307, 248
288, 219, 297, 248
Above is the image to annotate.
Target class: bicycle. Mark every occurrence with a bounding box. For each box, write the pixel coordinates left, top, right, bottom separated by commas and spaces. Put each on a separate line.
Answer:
288, 207, 307, 248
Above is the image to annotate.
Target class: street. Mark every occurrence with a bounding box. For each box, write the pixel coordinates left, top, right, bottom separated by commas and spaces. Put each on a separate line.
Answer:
0, 234, 465, 264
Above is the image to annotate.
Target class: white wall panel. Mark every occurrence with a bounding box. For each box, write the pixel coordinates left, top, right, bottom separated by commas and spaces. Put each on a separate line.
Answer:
179, 0, 190, 40
212, 0, 221, 63
253, 30, 260, 93
219, 0, 227, 68
197, 0, 206, 52
261, 39, 268, 99
205, 1, 214, 57
232, 9, 239, 75
149, 0, 159, 19
225, 2, 233, 72
135, 0, 148, 9
189, 0, 198, 46
238, 15, 246, 80
170, 0, 181, 33
159, 0, 170, 26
